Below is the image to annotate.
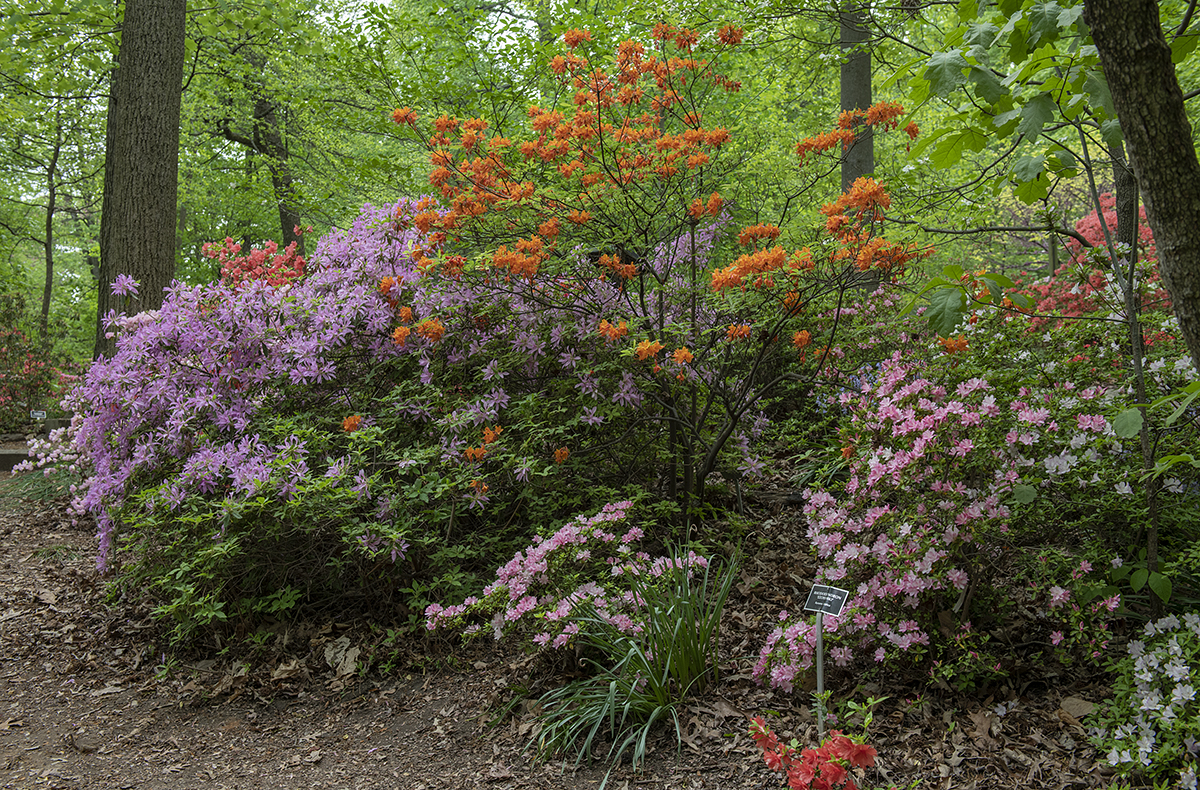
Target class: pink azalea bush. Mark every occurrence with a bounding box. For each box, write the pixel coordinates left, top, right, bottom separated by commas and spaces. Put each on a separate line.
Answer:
425, 500, 712, 649
754, 299, 1199, 690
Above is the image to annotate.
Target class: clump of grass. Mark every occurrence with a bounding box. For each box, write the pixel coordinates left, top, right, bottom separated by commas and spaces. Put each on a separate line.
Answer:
533, 549, 738, 785
0, 468, 77, 504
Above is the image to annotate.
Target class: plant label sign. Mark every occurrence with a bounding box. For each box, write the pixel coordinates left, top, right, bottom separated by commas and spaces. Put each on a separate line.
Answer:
804, 585, 849, 618
29, 410, 46, 421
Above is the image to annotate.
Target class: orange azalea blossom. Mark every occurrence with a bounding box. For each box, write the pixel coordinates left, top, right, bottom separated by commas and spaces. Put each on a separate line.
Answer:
717, 24, 744, 45
904, 121, 919, 139
470, 478, 489, 493
563, 28, 592, 48
567, 209, 591, 224
865, 101, 906, 130
711, 246, 787, 291
672, 347, 694, 364
379, 276, 396, 296
795, 128, 857, 165
554, 447, 570, 464
598, 253, 635, 280
482, 425, 503, 444
938, 334, 969, 354
398, 306, 414, 323
726, 324, 752, 341
598, 319, 628, 343
433, 114, 459, 133
392, 107, 417, 126
738, 223, 781, 247
841, 445, 855, 459
792, 330, 812, 348
416, 318, 446, 342
674, 28, 698, 51
635, 339, 664, 360
789, 248, 815, 271
465, 445, 487, 462
392, 326, 411, 346
343, 415, 363, 432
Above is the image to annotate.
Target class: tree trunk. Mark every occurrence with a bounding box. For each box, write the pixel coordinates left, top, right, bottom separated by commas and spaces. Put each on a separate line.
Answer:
840, 4, 873, 193
95, 0, 185, 359
253, 98, 305, 255
1084, 0, 1200, 373
41, 118, 62, 350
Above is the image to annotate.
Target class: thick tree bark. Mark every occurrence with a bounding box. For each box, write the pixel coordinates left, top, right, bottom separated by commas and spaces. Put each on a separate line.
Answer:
840, 5, 873, 193
1084, 0, 1200, 372
95, 0, 185, 359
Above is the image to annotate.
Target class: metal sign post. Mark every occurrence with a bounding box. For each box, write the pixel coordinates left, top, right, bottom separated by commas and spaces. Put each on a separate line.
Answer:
803, 584, 849, 739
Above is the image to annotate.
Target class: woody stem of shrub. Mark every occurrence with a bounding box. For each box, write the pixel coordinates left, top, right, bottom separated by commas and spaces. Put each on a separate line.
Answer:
1079, 122, 1163, 616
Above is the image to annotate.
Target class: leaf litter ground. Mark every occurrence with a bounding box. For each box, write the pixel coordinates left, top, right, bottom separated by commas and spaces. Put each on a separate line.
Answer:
0, 472, 1118, 790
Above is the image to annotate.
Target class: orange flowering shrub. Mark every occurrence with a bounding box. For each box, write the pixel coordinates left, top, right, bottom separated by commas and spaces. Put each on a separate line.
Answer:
726, 324, 752, 341
389, 25, 745, 288
554, 447, 570, 464
342, 415, 362, 432
635, 339, 664, 360
416, 318, 446, 343
597, 319, 629, 343
938, 334, 969, 354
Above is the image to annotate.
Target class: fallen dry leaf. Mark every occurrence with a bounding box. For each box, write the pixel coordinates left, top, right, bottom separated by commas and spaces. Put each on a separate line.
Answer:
1059, 696, 1095, 720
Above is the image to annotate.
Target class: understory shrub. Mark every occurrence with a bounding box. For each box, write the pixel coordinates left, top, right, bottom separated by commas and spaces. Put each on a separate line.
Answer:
0, 296, 72, 433
753, 287, 1199, 691
431, 501, 736, 775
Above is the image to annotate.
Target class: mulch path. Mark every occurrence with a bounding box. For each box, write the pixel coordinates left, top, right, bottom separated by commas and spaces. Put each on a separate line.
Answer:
0, 483, 1117, 789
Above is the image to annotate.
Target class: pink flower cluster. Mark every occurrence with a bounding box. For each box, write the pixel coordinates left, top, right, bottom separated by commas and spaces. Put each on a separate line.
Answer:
753, 344, 1176, 687
425, 501, 711, 648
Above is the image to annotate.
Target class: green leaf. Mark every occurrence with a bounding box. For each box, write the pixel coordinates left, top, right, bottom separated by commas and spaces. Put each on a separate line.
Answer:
1084, 70, 1115, 117
1013, 171, 1050, 202
1154, 381, 1200, 426
942, 263, 965, 280
1012, 484, 1037, 504
964, 21, 1000, 48
1008, 24, 1029, 63
926, 287, 968, 335
1027, 1, 1064, 46
1057, 4, 1084, 29
968, 66, 1008, 103
993, 105, 1022, 136
1130, 567, 1148, 592
1099, 118, 1124, 150
1011, 153, 1046, 182
1009, 292, 1034, 309
1112, 408, 1144, 438
1148, 572, 1172, 604
1017, 93, 1056, 141
925, 49, 970, 97
931, 126, 989, 167
1172, 34, 1199, 64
